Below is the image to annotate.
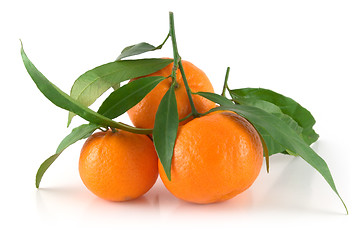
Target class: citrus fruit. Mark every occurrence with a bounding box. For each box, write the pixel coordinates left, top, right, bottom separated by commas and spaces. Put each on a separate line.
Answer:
127, 60, 216, 129
158, 111, 263, 204
79, 130, 158, 201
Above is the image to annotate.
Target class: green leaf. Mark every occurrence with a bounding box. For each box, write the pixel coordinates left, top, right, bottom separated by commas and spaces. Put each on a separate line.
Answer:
98, 76, 166, 119
35, 72, 164, 188
257, 126, 289, 156
118, 43, 156, 60
199, 94, 346, 213
153, 84, 179, 181
56, 123, 98, 153
116, 33, 170, 60
230, 88, 319, 146
195, 91, 235, 106
36, 123, 98, 188
232, 96, 304, 155
67, 58, 173, 126
36, 74, 166, 187
35, 153, 60, 188
256, 127, 270, 173
21, 43, 150, 134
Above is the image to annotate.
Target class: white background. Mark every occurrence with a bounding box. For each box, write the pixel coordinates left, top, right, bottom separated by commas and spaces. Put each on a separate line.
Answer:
1, 0, 359, 239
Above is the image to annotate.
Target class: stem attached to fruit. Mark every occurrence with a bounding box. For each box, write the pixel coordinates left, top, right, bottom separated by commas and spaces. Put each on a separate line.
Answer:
169, 12, 200, 118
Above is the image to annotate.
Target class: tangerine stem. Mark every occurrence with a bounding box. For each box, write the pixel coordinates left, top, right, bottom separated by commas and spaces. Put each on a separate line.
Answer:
221, 67, 230, 97
179, 113, 192, 122
169, 12, 200, 117
169, 12, 180, 87
178, 61, 200, 117
113, 123, 153, 134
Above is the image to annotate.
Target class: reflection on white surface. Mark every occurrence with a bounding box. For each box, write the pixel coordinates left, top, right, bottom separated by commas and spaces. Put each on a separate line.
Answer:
34, 149, 346, 228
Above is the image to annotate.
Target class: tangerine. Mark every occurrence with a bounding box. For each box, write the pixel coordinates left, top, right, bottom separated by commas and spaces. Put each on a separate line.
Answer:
79, 130, 158, 201
127, 60, 216, 129
158, 111, 263, 204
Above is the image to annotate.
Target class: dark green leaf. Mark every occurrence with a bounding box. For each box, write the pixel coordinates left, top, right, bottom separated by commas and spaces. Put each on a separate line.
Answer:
257, 126, 288, 156
116, 33, 170, 60
206, 103, 347, 213
232, 96, 304, 155
67, 58, 173, 126
21, 43, 149, 134
36, 123, 98, 188
153, 84, 179, 181
256, 128, 270, 173
195, 91, 235, 106
230, 88, 319, 146
195, 91, 289, 156
98, 76, 166, 119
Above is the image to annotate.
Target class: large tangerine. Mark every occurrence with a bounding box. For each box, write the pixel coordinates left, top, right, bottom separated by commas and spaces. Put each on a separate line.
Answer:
159, 111, 263, 204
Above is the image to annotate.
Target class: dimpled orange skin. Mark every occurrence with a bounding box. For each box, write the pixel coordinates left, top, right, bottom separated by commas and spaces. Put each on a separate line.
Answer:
79, 130, 158, 201
127, 60, 216, 129
158, 111, 263, 204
